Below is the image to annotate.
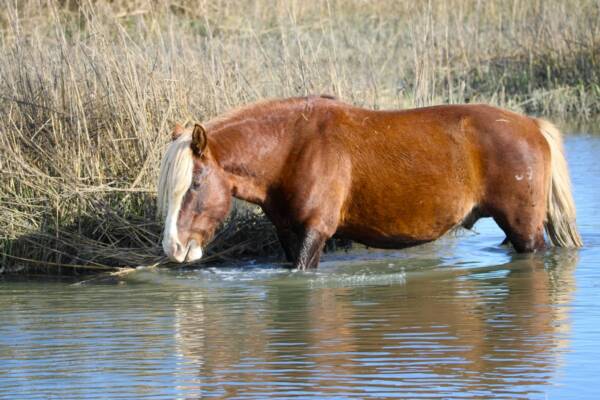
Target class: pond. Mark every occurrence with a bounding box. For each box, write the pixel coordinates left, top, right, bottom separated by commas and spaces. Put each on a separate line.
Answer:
1, 131, 599, 399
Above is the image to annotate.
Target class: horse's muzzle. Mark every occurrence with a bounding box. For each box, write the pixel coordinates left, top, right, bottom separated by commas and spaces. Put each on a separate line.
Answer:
163, 238, 203, 263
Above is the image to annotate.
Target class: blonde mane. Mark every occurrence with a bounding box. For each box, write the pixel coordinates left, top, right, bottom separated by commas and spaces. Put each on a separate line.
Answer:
157, 131, 195, 218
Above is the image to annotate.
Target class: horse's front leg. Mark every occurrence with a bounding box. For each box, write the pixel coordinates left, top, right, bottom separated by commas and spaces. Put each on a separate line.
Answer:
289, 184, 348, 269
275, 225, 298, 263
262, 207, 299, 263
286, 146, 351, 270
294, 228, 329, 270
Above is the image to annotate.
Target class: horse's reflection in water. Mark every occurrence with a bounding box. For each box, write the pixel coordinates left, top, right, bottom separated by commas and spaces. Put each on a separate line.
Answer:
171, 251, 578, 397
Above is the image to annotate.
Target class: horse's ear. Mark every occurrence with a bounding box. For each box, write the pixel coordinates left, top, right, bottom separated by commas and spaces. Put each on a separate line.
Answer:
191, 123, 208, 155
171, 123, 184, 141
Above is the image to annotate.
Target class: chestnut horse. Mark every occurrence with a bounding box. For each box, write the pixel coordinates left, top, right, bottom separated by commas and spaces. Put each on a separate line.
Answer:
158, 96, 582, 269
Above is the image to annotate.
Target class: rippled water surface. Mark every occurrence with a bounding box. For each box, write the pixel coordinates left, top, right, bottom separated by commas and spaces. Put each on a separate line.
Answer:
2, 133, 600, 399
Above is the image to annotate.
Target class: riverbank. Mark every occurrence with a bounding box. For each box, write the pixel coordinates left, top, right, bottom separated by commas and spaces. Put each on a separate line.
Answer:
1, 0, 598, 274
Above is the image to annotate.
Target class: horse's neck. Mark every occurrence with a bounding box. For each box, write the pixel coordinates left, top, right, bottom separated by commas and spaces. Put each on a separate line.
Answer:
209, 115, 292, 206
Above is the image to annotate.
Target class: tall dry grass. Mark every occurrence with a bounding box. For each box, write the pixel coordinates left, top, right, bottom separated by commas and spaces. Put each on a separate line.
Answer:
1, 0, 598, 274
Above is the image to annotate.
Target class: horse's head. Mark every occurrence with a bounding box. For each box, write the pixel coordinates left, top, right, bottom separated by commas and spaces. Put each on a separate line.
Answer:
157, 123, 232, 262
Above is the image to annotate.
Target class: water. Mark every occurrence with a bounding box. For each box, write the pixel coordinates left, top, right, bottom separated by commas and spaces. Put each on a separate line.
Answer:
1, 133, 599, 399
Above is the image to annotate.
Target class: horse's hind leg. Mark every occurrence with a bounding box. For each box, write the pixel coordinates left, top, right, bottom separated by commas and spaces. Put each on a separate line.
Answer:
489, 204, 546, 252
482, 131, 549, 252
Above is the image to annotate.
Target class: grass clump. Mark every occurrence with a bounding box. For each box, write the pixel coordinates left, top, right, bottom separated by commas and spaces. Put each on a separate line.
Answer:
0, 0, 598, 274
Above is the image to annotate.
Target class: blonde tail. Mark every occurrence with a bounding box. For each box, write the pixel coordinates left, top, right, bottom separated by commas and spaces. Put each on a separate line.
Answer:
536, 119, 583, 248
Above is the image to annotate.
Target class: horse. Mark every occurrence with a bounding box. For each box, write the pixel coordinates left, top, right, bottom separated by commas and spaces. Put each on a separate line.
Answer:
157, 96, 582, 269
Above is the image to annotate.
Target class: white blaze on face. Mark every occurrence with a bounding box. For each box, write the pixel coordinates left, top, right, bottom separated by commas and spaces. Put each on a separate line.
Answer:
157, 132, 203, 262
162, 182, 188, 262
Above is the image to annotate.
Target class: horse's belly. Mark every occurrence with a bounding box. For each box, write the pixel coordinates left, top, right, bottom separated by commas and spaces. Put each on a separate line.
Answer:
339, 183, 475, 249
338, 217, 457, 249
